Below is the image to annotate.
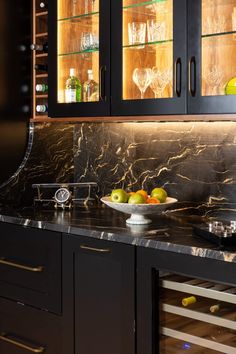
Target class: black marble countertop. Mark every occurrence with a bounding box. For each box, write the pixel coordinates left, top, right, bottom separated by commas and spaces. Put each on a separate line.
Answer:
1, 203, 236, 263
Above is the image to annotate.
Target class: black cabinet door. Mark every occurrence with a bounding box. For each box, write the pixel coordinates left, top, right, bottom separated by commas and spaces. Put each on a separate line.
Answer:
48, 0, 110, 117
111, 0, 187, 116
0, 297, 62, 354
188, 0, 236, 114
0, 223, 61, 314
63, 235, 135, 354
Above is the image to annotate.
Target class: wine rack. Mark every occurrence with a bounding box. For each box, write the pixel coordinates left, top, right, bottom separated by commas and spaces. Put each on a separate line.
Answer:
32, 0, 48, 119
159, 273, 236, 353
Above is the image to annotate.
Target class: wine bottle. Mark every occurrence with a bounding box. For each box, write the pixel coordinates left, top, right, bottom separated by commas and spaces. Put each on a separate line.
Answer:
83, 69, 99, 102
65, 68, 82, 103
210, 304, 221, 313
182, 296, 197, 307
36, 84, 48, 93
39, 2, 47, 9
36, 104, 48, 113
30, 42, 48, 52
34, 64, 48, 71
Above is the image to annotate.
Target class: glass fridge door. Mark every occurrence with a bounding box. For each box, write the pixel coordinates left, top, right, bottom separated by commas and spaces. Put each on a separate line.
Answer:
159, 272, 236, 354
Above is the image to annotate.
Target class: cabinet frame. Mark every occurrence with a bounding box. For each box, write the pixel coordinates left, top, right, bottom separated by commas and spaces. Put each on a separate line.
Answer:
48, 0, 111, 117
62, 234, 136, 354
111, 0, 187, 116
187, 0, 236, 114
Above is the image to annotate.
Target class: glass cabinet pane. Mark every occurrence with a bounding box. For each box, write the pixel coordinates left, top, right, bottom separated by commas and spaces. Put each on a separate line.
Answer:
57, 0, 99, 104
202, 0, 236, 97
122, 0, 173, 101
159, 272, 236, 353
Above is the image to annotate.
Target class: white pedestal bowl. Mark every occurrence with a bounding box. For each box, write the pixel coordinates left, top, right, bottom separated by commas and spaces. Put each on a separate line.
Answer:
101, 196, 178, 225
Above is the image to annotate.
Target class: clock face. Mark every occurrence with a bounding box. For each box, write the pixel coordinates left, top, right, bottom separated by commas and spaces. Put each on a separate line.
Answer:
54, 188, 71, 204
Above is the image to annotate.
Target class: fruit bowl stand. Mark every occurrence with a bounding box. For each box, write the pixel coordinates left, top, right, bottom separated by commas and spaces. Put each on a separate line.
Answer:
101, 197, 178, 225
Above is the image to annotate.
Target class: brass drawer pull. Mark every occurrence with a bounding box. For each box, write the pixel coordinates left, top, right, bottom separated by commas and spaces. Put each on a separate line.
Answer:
80, 245, 111, 253
0, 257, 44, 272
0, 333, 45, 353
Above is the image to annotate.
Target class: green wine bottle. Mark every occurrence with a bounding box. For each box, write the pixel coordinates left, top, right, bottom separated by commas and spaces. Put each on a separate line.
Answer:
65, 68, 82, 103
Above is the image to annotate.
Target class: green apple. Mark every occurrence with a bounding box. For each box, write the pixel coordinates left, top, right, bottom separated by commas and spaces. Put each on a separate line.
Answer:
111, 189, 128, 203
128, 193, 146, 204
225, 77, 236, 95
151, 187, 167, 203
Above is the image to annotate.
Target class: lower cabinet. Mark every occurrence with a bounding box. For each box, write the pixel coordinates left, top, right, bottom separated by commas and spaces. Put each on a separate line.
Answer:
0, 297, 62, 354
62, 234, 136, 354
137, 247, 236, 354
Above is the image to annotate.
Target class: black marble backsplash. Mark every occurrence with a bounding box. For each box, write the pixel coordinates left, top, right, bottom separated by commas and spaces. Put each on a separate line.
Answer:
1, 121, 236, 210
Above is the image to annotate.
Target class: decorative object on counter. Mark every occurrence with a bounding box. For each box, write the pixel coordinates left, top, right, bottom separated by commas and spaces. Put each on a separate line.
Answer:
128, 22, 146, 48
54, 187, 72, 209
32, 182, 98, 209
193, 220, 236, 247
101, 196, 177, 224
225, 77, 236, 95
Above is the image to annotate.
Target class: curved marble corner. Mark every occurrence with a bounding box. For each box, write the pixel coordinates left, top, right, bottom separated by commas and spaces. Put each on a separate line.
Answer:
0, 123, 34, 189
0, 205, 236, 264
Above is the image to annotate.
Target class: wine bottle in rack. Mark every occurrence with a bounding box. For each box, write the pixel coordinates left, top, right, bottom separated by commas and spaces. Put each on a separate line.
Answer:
36, 84, 48, 93
39, 2, 47, 9
182, 296, 197, 307
34, 64, 48, 72
30, 42, 48, 53
36, 104, 48, 113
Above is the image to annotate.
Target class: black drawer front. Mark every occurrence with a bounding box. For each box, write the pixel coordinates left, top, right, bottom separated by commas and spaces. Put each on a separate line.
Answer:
0, 297, 62, 354
0, 222, 61, 313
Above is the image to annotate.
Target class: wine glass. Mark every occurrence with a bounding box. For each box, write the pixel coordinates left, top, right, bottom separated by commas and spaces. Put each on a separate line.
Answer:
150, 67, 172, 98
204, 65, 224, 95
132, 68, 152, 99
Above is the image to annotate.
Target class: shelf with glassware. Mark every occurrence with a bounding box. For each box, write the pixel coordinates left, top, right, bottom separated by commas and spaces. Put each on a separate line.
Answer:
122, 0, 173, 101
32, 0, 49, 120
48, 0, 110, 117
187, 0, 236, 114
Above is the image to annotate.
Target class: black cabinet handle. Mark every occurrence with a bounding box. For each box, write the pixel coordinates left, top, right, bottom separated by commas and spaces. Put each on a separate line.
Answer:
80, 245, 110, 253
175, 57, 182, 97
0, 257, 44, 272
99, 65, 106, 101
189, 56, 197, 97
0, 333, 45, 353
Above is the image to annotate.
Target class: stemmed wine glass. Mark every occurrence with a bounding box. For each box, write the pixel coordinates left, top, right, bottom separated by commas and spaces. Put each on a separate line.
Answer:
204, 65, 224, 95
150, 67, 172, 98
132, 68, 153, 99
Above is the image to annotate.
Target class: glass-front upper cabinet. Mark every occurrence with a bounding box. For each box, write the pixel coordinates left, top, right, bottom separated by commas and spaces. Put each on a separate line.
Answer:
188, 0, 236, 114
48, 0, 110, 117
111, 0, 187, 116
